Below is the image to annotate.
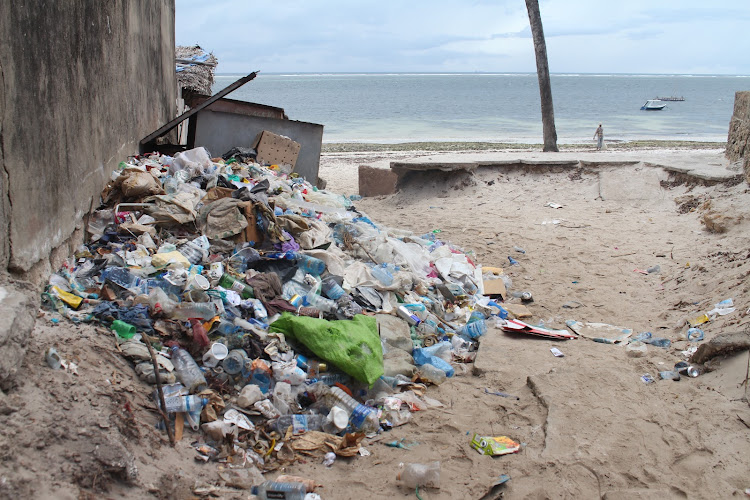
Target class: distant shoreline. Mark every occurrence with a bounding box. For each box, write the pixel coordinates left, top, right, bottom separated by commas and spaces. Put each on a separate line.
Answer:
321, 140, 726, 153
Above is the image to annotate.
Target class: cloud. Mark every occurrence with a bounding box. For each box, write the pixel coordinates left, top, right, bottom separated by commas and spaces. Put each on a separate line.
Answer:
175, 0, 750, 74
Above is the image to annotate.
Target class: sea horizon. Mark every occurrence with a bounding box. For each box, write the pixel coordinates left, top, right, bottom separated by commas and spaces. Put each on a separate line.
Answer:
212, 73, 749, 144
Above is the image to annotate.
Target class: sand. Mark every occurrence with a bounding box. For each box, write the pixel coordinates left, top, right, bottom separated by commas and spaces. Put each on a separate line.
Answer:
1, 146, 749, 499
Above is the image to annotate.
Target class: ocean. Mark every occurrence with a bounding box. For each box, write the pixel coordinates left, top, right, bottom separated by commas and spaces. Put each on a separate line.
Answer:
212, 73, 749, 144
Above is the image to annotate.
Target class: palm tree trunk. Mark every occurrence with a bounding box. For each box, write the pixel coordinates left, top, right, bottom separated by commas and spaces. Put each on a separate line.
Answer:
525, 0, 558, 152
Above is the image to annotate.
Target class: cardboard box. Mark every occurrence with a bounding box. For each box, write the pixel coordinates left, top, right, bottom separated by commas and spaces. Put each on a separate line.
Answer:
253, 130, 300, 169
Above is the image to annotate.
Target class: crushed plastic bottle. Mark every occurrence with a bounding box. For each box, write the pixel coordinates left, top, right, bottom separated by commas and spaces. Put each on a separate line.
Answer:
251, 481, 306, 500
271, 414, 327, 434
160, 395, 208, 414
397, 461, 441, 489
310, 383, 380, 434
170, 346, 207, 393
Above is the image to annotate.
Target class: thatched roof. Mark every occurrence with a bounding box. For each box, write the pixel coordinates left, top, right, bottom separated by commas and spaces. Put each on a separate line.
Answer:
176, 45, 218, 98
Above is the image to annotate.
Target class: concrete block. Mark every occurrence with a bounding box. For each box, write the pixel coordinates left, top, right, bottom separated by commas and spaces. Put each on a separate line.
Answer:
376, 313, 413, 353
0, 283, 38, 391
358, 165, 398, 197
383, 348, 416, 378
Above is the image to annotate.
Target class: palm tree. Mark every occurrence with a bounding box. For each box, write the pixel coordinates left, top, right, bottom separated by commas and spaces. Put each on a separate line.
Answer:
525, 0, 558, 152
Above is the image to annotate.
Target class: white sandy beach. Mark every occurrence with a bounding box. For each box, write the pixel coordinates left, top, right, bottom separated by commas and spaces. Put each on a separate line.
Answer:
5, 146, 748, 499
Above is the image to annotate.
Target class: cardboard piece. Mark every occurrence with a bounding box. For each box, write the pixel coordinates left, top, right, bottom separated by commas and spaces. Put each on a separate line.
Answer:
503, 303, 532, 319
238, 202, 264, 246
253, 130, 300, 168
481, 266, 507, 299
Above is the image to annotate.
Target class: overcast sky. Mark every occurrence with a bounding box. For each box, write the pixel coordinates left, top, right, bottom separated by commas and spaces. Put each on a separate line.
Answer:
175, 0, 750, 75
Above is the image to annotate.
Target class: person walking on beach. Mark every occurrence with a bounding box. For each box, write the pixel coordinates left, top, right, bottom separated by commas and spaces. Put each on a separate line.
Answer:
593, 123, 604, 150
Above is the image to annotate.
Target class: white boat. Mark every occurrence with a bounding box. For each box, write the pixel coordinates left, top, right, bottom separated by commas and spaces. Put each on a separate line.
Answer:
641, 99, 667, 111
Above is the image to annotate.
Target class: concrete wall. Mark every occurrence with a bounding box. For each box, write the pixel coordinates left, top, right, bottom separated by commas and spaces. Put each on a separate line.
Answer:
0, 1, 177, 277
726, 91, 750, 163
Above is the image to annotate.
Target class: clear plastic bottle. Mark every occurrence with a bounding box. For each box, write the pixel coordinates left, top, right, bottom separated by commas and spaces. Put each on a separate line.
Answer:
417, 363, 447, 385
160, 395, 208, 414
646, 337, 671, 348
171, 301, 221, 321
294, 253, 326, 276
313, 372, 351, 386
271, 414, 327, 434
312, 384, 380, 433
251, 481, 306, 500
371, 263, 394, 286
170, 346, 207, 393
397, 462, 441, 489
304, 292, 335, 313
222, 349, 249, 375
178, 236, 208, 265
320, 276, 346, 300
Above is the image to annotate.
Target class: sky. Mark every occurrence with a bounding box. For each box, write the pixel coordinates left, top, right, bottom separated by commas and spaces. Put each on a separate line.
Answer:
175, 0, 750, 75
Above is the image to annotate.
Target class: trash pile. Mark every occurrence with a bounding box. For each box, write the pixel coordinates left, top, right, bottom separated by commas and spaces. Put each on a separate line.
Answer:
42, 145, 517, 493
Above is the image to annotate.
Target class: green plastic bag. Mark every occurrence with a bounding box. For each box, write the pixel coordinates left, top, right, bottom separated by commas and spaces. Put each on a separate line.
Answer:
270, 313, 384, 386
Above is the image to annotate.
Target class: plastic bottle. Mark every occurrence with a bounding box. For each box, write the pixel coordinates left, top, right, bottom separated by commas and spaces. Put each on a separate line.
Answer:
312, 372, 351, 386
273, 362, 308, 385
311, 384, 380, 433
461, 319, 487, 339
412, 348, 455, 377
304, 292, 336, 313
294, 253, 326, 276
160, 395, 208, 414
251, 481, 306, 500
397, 462, 441, 489
282, 279, 311, 301
101, 267, 142, 291
218, 273, 254, 299
227, 246, 261, 273
178, 236, 209, 265
170, 346, 207, 393
645, 337, 671, 348
171, 301, 221, 321
418, 363, 447, 385
271, 414, 327, 434
275, 475, 318, 493
371, 263, 394, 286
402, 303, 428, 320
418, 341, 453, 362
320, 277, 346, 300
222, 349, 249, 375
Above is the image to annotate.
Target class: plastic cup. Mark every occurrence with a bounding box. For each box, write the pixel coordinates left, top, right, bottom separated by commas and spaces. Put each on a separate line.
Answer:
202, 342, 229, 368
328, 406, 349, 431
187, 274, 210, 291
111, 320, 136, 339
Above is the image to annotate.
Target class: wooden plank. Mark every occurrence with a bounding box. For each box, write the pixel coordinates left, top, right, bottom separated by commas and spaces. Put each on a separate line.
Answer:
140, 71, 258, 147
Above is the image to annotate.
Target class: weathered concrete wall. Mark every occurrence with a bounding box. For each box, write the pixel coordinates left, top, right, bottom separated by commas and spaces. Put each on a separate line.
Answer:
0, 1, 176, 276
726, 91, 750, 166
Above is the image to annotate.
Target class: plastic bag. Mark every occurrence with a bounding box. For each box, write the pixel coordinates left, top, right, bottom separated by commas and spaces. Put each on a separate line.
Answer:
269, 313, 384, 385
